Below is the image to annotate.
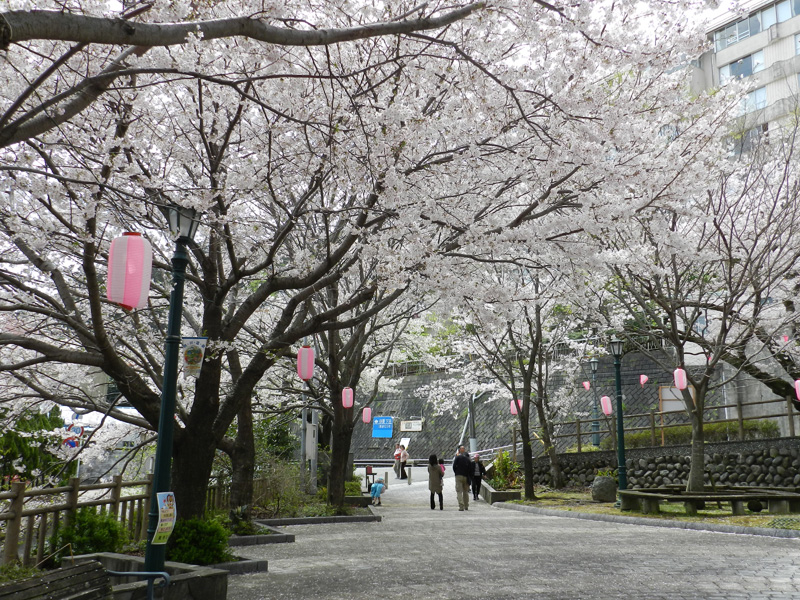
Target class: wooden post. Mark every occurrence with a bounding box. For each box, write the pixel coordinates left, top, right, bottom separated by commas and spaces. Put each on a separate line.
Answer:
650, 410, 657, 447
36, 512, 48, 566
22, 514, 35, 566
139, 474, 153, 541
576, 419, 582, 453
65, 477, 80, 529
110, 475, 123, 518
786, 397, 796, 437
736, 395, 745, 440
3, 481, 26, 565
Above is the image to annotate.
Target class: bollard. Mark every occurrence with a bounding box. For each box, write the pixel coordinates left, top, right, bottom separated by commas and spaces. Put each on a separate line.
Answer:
408, 466, 412, 485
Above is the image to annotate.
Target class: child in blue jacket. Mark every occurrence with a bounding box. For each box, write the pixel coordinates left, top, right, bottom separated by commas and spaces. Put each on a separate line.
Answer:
370, 478, 387, 506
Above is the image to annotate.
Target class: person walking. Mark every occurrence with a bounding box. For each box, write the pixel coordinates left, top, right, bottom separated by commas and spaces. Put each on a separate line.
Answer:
393, 443, 402, 479
452, 445, 472, 511
399, 445, 409, 479
470, 453, 487, 501
428, 454, 444, 510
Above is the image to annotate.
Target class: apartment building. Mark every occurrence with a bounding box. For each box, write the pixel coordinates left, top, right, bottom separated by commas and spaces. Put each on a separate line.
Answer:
693, 0, 800, 147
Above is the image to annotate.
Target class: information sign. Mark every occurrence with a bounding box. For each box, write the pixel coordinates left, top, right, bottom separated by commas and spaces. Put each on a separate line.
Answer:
151, 492, 177, 545
372, 416, 394, 438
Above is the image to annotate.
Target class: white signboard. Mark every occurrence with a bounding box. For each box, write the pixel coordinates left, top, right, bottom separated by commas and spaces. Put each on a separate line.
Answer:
400, 420, 423, 432
659, 385, 695, 413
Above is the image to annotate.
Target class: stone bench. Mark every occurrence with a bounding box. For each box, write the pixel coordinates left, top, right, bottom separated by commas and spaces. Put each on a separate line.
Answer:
619, 489, 800, 516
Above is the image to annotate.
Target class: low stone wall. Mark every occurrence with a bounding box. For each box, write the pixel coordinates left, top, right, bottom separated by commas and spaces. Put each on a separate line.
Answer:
528, 437, 800, 489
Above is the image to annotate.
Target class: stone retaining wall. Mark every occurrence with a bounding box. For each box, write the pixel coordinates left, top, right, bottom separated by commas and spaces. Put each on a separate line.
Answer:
528, 437, 800, 489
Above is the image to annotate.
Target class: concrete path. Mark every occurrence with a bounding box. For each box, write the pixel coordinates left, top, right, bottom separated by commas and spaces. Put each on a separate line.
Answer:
227, 466, 800, 600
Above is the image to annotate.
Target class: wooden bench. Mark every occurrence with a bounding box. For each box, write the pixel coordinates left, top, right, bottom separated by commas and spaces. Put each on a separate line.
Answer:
0, 560, 112, 600
0, 560, 171, 600
619, 489, 800, 516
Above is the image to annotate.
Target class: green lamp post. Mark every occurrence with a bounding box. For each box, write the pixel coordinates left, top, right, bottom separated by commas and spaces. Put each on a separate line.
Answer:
609, 337, 627, 491
143, 204, 200, 574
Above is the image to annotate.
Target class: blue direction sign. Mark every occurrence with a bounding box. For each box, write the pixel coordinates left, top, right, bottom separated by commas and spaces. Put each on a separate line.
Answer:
372, 416, 394, 438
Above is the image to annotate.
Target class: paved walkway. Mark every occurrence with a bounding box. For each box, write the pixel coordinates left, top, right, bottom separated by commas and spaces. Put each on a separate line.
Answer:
228, 466, 800, 600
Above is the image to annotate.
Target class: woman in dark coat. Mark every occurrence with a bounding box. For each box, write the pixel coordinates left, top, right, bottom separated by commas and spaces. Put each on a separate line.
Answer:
428, 454, 444, 510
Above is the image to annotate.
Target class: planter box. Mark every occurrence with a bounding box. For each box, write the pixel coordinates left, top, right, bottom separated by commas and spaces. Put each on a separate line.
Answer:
256, 514, 381, 526
344, 495, 373, 507
481, 481, 522, 504
229, 524, 294, 545
68, 552, 227, 600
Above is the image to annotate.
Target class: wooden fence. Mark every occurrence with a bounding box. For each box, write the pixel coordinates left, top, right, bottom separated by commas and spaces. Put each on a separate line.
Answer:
0, 475, 233, 567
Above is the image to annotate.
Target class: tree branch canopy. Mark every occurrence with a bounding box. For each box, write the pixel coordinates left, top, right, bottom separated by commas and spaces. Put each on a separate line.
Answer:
0, 5, 485, 48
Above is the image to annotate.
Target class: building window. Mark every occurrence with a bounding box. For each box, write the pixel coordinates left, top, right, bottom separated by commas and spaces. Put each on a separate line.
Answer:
714, 0, 797, 51
741, 87, 767, 114
720, 50, 765, 84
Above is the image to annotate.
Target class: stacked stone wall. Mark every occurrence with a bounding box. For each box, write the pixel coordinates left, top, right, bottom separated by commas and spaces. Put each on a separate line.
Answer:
528, 437, 800, 489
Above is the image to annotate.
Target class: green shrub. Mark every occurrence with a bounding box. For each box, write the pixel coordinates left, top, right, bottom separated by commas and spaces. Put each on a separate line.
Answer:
53, 508, 128, 563
344, 479, 362, 495
599, 419, 781, 450
0, 563, 41, 583
166, 518, 232, 566
488, 451, 521, 490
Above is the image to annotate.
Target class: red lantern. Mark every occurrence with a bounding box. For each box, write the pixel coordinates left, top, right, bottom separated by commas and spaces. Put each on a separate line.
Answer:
674, 368, 688, 390
342, 387, 354, 408
582, 381, 590, 391
795, 380, 800, 402
107, 233, 152, 310
297, 346, 314, 380
362, 407, 372, 423
640, 374, 648, 387
600, 395, 612, 416
510, 399, 522, 415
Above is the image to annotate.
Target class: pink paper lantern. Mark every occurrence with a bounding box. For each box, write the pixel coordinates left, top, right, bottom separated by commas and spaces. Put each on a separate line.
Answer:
297, 346, 315, 380
582, 381, 590, 391
510, 399, 522, 415
600, 395, 612, 416
784, 335, 790, 343
107, 232, 152, 310
795, 380, 800, 402
362, 407, 372, 423
674, 368, 688, 390
342, 387, 354, 408
640, 374, 648, 387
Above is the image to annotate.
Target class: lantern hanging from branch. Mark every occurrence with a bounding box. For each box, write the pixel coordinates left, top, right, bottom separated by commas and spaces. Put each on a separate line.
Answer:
795, 380, 800, 402
362, 407, 372, 423
640, 375, 648, 387
674, 368, 688, 390
297, 346, 315, 380
582, 381, 590, 391
342, 387, 354, 409
107, 232, 152, 310
510, 399, 522, 415
600, 396, 612, 416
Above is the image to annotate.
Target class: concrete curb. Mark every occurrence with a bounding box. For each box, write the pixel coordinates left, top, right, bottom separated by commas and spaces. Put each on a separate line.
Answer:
493, 501, 800, 538
255, 514, 381, 526
229, 524, 294, 545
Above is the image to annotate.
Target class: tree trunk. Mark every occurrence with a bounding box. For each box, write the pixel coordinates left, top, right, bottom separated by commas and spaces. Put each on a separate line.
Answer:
171, 431, 218, 519
327, 412, 355, 508
228, 401, 255, 519
534, 401, 564, 489
687, 414, 706, 492
518, 413, 537, 500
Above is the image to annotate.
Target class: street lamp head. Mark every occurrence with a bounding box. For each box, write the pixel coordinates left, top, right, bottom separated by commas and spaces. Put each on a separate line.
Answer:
589, 357, 599, 372
160, 204, 200, 242
609, 336, 624, 358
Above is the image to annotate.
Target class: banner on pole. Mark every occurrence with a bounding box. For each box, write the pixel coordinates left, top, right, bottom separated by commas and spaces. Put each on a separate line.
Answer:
181, 337, 208, 377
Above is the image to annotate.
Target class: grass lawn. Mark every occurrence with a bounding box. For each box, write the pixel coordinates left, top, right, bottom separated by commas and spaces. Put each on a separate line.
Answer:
510, 489, 800, 530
